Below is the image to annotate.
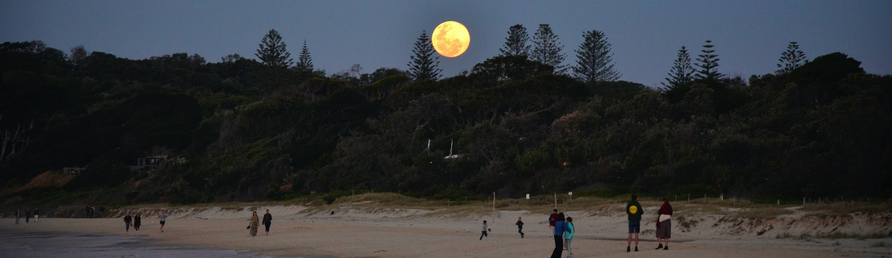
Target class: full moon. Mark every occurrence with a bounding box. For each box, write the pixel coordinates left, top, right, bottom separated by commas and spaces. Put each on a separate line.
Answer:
432, 21, 470, 58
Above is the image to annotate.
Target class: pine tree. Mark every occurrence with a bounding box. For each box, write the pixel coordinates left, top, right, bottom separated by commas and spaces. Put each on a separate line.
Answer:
776, 42, 806, 75
572, 30, 620, 83
531, 24, 566, 73
695, 40, 721, 81
255, 29, 293, 68
499, 24, 531, 57
407, 30, 442, 82
297, 40, 314, 73
662, 46, 695, 90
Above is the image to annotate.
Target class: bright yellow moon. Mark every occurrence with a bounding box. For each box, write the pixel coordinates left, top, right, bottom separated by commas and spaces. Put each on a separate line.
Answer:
432, 21, 470, 58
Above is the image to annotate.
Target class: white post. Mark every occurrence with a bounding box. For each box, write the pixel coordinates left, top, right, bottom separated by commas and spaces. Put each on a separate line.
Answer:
492, 192, 496, 222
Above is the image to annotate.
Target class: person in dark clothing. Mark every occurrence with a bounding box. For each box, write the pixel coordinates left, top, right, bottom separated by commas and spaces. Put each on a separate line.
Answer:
33, 208, 39, 222
551, 213, 569, 258
134, 213, 142, 231
626, 194, 643, 252
262, 209, 272, 236
25, 209, 30, 223
548, 209, 558, 231
516, 217, 525, 238
123, 213, 132, 232
656, 198, 673, 250
15, 209, 20, 224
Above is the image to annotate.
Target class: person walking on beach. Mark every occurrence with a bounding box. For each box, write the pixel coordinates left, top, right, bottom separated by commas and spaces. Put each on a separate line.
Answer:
548, 209, 558, 231
124, 213, 132, 232
25, 209, 30, 223
248, 211, 259, 237
479, 220, 488, 240
564, 216, 575, 258
656, 198, 673, 250
551, 212, 569, 258
33, 208, 39, 222
134, 213, 142, 231
516, 217, 525, 238
626, 194, 643, 252
159, 211, 167, 232
15, 209, 20, 224
262, 209, 272, 236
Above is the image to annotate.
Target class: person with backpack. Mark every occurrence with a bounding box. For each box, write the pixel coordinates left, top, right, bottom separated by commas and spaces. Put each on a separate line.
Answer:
627, 194, 643, 252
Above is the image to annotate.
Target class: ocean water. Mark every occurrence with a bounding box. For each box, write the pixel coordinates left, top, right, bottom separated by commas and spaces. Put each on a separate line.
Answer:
0, 231, 314, 258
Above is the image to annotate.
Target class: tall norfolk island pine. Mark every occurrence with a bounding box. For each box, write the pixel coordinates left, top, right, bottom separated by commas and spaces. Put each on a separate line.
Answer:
255, 29, 293, 68
662, 46, 695, 90
297, 40, 314, 73
408, 30, 442, 82
572, 30, 620, 83
531, 24, 566, 73
776, 42, 806, 75
695, 40, 721, 81
500, 24, 531, 57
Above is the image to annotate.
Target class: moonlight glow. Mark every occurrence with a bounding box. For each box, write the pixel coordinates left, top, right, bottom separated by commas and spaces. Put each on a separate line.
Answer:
431, 21, 470, 58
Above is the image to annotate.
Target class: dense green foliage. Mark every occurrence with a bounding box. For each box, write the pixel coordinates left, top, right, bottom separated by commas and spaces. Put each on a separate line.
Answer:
1, 40, 890, 205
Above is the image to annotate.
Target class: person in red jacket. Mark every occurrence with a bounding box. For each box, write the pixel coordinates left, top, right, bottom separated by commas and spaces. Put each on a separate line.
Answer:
548, 209, 558, 231
656, 198, 673, 250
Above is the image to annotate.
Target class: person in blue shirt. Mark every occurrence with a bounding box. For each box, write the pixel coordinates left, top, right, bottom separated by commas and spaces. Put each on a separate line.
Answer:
551, 212, 570, 258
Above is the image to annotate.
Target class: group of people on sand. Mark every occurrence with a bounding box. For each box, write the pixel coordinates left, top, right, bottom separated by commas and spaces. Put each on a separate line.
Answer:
627, 195, 674, 252
479, 194, 674, 257
247, 209, 274, 236
122, 211, 168, 232
14, 208, 39, 224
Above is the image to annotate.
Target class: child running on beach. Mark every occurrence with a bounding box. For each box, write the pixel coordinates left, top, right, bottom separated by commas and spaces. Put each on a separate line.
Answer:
479, 220, 488, 240
516, 217, 524, 238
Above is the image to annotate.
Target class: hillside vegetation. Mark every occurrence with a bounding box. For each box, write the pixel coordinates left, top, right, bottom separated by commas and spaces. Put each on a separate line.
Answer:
1, 41, 890, 206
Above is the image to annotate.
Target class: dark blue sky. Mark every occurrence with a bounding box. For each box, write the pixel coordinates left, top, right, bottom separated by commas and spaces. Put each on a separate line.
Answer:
2, 0, 890, 87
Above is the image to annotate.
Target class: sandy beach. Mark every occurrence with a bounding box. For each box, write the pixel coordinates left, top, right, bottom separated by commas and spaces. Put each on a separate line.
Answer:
2, 196, 890, 257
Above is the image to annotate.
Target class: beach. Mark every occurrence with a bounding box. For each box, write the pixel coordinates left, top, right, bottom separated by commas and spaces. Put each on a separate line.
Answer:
1, 198, 890, 257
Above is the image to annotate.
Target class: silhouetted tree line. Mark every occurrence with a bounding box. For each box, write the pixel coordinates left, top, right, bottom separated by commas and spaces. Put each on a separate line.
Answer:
0, 26, 889, 205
